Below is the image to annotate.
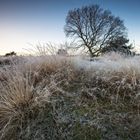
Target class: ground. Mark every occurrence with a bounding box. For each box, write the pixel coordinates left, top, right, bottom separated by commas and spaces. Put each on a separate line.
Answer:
0, 52, 140, 140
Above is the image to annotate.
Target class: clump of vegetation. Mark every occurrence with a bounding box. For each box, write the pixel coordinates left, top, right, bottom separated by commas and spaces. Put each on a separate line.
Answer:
5, 51, 16, 57
0, 53, 140, 140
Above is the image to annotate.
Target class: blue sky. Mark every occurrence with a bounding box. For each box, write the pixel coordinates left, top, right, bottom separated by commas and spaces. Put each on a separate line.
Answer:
0, 0, 140, 54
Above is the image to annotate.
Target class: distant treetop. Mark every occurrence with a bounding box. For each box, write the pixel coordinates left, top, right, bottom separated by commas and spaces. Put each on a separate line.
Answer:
5, 51, 16, 57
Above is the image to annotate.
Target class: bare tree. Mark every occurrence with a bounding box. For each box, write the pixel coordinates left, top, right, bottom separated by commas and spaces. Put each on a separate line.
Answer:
64, 5, 127, 57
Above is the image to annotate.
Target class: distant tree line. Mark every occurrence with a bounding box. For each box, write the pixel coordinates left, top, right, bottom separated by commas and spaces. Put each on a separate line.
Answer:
5, 51, 16, 57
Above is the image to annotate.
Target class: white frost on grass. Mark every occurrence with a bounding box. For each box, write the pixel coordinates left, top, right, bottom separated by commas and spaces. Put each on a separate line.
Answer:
73, 52, 140, 77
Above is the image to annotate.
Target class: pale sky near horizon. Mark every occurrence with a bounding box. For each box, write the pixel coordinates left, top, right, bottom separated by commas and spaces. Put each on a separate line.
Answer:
0, 0, 140, 55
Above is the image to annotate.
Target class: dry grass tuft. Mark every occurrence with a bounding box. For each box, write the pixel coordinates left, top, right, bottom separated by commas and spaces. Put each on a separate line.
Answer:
0, 70, 50, 140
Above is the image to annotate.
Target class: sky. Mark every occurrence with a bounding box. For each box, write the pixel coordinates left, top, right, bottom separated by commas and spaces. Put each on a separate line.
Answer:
0, 0, 140, 54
